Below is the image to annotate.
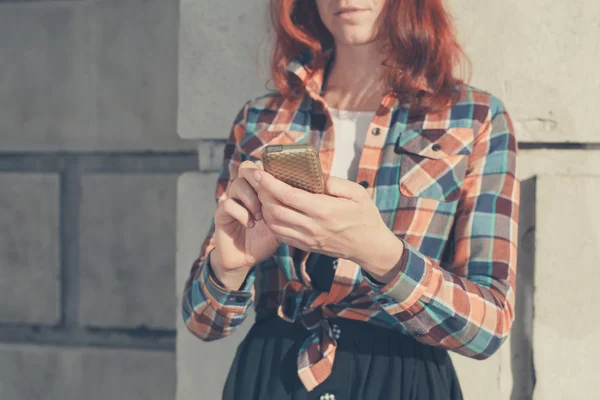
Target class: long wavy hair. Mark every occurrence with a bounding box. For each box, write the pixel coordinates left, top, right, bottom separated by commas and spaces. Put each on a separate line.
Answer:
269, 0, 469, 111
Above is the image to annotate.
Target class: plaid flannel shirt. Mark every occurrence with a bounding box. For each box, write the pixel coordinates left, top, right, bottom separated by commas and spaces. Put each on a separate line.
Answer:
182, 49, 520, 392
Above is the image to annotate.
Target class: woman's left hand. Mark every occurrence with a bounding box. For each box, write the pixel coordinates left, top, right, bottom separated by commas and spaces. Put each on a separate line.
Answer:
249, 169, 404, 281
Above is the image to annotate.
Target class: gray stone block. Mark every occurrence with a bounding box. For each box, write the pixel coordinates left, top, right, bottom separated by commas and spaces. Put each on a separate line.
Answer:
0, 0, 190, 151
178, 0, 269, 140
0, 344, 175, 400
88, 0, 185, 150
176, 173, 255, 400
0, 344, 72, 400
533, 176, 600, 399
0, 4, 86, 150
79, 174, 177, 330
449, 0, 600, 143
75, 347, 175, 400
0, 173, 60, 325
180, 0, 600, 144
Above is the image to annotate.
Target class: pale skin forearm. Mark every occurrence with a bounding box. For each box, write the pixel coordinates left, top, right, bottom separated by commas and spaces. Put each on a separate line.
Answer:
211, 223, 405, 291
348, 226, 405, 284
209, 250, 253, 291
211, 167, 407, 290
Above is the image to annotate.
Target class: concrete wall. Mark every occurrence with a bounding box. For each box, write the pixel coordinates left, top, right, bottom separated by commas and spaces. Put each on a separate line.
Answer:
0, 1, 193, 399
176, 1, 600, 399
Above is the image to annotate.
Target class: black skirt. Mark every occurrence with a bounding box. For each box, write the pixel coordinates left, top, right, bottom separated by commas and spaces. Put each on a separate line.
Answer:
222, 316, 463, 400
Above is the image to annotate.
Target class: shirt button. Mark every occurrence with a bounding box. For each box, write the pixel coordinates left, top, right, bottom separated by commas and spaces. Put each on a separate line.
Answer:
359, 181, 369, 188
371, 127, 381, 136
320, 393, 336, 400
432, 143, 442, 151
377, 297, 389, 305
331, 324, 341, 340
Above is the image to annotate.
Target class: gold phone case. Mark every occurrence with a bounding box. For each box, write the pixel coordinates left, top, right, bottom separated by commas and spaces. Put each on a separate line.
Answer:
261, 143, 324, 194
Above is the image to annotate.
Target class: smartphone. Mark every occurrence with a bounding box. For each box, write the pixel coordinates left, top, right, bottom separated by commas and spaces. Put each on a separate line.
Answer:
261, 143, 325, 194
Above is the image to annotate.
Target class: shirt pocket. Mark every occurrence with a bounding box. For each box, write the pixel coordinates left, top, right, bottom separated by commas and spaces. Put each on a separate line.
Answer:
396, 127, 474, 202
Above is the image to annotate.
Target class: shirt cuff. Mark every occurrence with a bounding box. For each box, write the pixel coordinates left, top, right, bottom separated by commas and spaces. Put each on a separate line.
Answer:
365, 239, 433, 311
199, 251, 255, 311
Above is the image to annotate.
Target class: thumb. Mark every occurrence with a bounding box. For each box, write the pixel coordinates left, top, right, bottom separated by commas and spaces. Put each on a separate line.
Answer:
324, 176, 366, 202
238, 160, 263, 189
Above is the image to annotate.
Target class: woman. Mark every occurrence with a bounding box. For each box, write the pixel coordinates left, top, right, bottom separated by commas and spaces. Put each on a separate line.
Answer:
183, 0, 519, 399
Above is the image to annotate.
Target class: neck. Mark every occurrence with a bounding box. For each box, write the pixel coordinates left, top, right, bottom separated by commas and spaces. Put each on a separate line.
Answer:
321, 41, 387, 111
325, 41, 386, 92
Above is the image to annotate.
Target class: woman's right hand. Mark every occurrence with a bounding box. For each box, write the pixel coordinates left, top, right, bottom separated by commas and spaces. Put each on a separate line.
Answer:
211, 160, 280, 290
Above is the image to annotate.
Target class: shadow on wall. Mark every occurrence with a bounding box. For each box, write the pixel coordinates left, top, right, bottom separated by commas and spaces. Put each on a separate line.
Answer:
511, 176, 536, 400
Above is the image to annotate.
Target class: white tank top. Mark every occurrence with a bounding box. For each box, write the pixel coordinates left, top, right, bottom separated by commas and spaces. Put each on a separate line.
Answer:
328, 107, 376, 181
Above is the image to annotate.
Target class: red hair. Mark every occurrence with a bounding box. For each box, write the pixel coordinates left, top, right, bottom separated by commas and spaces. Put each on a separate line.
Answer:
269, 0, 469, 112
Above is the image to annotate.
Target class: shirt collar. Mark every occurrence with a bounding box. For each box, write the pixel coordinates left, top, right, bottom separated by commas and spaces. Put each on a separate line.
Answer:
285, 48, 332, 96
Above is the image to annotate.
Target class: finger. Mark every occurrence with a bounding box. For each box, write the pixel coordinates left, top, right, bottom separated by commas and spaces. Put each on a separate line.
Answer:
228, 178, 262, 220
261, 199, 317, 235
215, 198, 255, 229
253, 170, 313, 212
238, 161, 263, 190
256, 189, 279, 212
238, 160, 260, 173
324, 176, 368, 202
257, 178, 338, 221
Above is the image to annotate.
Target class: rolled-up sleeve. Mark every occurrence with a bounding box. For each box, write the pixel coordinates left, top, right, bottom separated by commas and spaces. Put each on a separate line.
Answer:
181, 101, 256, 341
182, 252, 255, 341
366, 96, 520, 359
